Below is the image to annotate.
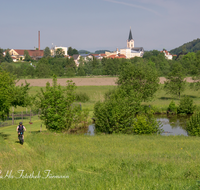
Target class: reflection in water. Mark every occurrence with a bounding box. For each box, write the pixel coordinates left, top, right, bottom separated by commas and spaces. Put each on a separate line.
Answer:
86, 115, 191, 136
155, 115, 190, 136
86, 124, 95, 136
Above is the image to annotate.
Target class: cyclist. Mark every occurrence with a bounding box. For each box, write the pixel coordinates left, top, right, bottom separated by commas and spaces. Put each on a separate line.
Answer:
16, 122, 26, 140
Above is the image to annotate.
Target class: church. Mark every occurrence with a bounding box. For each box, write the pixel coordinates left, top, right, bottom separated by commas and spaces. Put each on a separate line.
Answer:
120, 28, 144, 58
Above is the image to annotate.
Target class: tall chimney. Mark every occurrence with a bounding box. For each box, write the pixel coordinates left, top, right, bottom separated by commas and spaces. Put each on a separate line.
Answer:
38, 31, 40, 50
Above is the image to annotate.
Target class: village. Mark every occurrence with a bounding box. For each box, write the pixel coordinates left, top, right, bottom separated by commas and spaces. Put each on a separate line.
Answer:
2, 29, 176, 67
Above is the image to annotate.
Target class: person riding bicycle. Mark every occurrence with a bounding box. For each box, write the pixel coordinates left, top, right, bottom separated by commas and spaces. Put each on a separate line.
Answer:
16, 122, 26, 140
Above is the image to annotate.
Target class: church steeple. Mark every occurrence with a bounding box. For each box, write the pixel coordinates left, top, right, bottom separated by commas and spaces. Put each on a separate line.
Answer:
128, 27, 133, 41
127, 27, 134, 49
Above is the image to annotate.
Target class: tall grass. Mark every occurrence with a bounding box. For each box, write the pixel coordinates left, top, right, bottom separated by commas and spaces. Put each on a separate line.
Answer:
1, 122, 200, 189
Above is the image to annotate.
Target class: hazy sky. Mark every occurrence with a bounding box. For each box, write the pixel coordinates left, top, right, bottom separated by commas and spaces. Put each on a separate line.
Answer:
1, 0, 199, 52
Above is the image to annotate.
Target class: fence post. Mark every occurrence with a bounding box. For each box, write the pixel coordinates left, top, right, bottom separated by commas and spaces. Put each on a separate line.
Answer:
40, 124, 42, 132
12, 112, 14, 125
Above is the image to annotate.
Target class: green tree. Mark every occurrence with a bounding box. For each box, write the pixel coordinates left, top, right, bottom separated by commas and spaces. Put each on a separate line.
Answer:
189, 51, 200, 90
117, 62, 159, 102
94, 86, 141, 134
36, 62, 51, 78
24, 50, 32, 61
55, 48, 64, 58
36, 75, 78, 131
72, 48, 79, 55
68, 47, 78, 56
65, 67, 75, 77
0, 69, 30, 120
43, 47, 51, 58
35, 58, 51, 78
77, 63, 85, 76
5, 51, 13, 63
164, 63, 186, 98
94, 85, 162, 134
67, 47, 73, 56
0, 48, 4, 63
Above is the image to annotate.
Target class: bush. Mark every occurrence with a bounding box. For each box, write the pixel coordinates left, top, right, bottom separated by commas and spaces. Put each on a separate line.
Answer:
36, 76, 81, 131
167, 100, 177, 114
177, 96, 196, 114
72, 109, 89, 129
187, 112, 200, 136
94, 87, 141, 134
94, 87, 161, 134
75, 92, 90, 102
132, 112, 163, 134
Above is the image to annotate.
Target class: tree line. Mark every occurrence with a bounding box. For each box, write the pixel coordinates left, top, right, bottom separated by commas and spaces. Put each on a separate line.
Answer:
1, 58, 200, 135
1, 48, 200, 81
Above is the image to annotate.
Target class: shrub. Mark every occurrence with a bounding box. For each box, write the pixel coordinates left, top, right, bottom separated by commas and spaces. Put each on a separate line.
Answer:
167, 100, 177, 114
94, 86, 162, 134
132, 112, 163, 134
187, 112, 200, 136
177, 96, 196, 114
75, 92, 90, 102
72, 109, 89, 129
36, 76, 81, 131
94, 87, 141, 134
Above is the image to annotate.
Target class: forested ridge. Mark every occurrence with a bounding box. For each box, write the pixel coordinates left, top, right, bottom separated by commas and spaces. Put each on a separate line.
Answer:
170, 38, 200, 55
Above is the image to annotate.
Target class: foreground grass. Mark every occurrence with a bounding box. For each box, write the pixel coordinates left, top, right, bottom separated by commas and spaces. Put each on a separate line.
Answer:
1, 121, 200, 189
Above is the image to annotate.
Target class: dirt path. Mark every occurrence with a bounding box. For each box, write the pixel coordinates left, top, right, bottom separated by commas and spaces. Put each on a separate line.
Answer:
16, 77, 195, 87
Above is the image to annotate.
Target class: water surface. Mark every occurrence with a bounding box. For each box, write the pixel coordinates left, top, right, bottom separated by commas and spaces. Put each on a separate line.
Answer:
87, 115, 191, 136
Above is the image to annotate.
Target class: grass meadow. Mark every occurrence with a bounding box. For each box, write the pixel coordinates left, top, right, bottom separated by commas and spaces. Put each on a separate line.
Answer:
22, 83, 200, 113
1, 118, 200, 189
1, 82, 200, 189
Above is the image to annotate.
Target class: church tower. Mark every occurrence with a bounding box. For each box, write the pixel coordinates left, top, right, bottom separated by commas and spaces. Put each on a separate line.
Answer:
127, 28, 134, 49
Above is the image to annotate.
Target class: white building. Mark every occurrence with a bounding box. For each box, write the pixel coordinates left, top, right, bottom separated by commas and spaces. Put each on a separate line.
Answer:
51, 46, 68, 56
120, 28, 144, 58
161, 50, 173, 60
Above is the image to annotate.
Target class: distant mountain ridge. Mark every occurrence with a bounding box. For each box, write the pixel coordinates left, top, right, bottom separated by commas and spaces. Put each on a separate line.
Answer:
170, 38, 200, 55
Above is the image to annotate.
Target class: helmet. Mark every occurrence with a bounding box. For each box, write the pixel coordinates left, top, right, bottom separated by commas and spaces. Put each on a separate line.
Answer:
19, 122, 22, 125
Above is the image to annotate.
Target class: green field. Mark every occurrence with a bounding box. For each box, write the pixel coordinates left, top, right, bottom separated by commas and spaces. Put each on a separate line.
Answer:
1, 118, 200, 189
1, 83, 200, 189
26, 83, 200, 112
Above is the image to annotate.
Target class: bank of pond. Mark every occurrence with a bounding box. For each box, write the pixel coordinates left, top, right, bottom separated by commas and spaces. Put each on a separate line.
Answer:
84, 115, 191, 136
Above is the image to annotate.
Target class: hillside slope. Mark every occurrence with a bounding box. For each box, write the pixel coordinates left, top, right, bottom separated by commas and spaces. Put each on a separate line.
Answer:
170, 38, 200, 55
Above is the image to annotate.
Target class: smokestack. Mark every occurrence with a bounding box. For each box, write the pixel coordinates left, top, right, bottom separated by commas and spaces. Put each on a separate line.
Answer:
38, 31, 40, 50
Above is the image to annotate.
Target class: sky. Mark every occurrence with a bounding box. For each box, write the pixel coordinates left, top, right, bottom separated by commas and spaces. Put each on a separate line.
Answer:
1, 0, 200, 52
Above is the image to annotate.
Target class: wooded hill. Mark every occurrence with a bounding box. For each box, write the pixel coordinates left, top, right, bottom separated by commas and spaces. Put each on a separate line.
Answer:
170, 38, 200, 55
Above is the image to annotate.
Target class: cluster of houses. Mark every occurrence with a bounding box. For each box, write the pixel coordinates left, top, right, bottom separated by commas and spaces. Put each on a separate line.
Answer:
3, 29, 175, 66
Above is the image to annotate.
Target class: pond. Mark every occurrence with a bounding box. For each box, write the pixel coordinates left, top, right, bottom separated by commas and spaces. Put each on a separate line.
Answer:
155, 115, 190, 136
86, 115, 191, 136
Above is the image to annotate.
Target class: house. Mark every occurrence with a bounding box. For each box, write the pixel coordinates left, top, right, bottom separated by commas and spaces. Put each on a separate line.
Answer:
8, 49, 44, 61
161, 49, 174, 60
107, 54, 126, 59
73, 54, 81, 66
12, 57, 17, 62
90, 54, 106, 60
80, 54, 93, 61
